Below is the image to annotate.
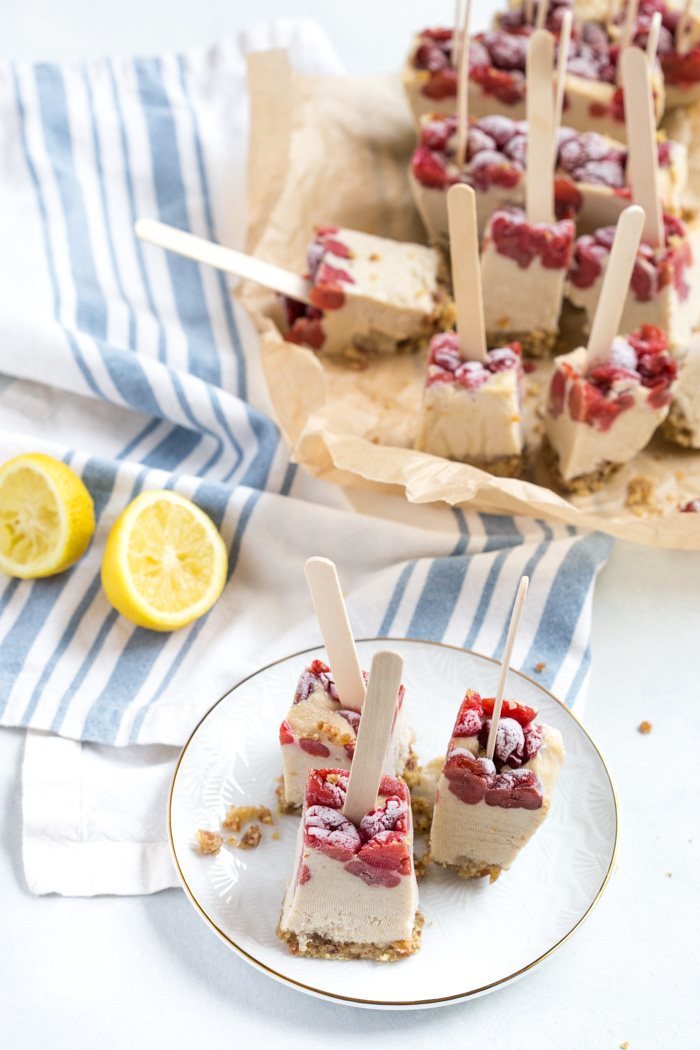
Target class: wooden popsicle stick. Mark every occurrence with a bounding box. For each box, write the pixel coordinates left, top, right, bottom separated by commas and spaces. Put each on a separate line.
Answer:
585, 204, 645, 368
525, 0, 535, 26
456, 0, 473, 169
646, 10, 662, 63
452, 0, 463, 69
304, 557, 366, 713
526, 29, 556, 225
676, 0, 693, 55
447, 184, 487, 362
616, 0, 640, 85
343, 650, 404, 827
535, 0, 550, 31
622, 47, 664, 248
605, 0, 619, 34
485, 577, 529, 763
555, 10, 574, 135
134, 219, 312, 304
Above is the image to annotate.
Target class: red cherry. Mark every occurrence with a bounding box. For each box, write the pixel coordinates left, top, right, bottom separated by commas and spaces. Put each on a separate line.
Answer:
548, 367, 566, 419
279, 720, 294, 746
412, 146, 449, 189
485, 768, 544, 809
481, 696, 539, 726
286, 317, 325, 350
299, 738, 331, 758
305, 805, 361, 860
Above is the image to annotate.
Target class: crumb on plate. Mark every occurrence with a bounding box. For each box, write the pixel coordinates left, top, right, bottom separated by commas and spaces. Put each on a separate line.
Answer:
195, 829, 223, 855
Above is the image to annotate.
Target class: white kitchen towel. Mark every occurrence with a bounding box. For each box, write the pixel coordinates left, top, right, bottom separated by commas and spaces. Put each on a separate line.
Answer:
0, 21, 613, 894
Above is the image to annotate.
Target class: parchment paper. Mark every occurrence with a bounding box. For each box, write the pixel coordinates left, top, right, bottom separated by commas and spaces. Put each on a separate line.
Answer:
240, 51, 700, 549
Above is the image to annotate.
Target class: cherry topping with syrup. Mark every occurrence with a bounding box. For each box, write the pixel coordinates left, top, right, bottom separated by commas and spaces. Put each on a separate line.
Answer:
488, 209, 575, 270
305, 806, 361, 861
426, 332, 522, 390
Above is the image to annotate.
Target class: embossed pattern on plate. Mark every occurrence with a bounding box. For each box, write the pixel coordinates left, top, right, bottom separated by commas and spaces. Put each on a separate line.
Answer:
169, 639, 618, 1009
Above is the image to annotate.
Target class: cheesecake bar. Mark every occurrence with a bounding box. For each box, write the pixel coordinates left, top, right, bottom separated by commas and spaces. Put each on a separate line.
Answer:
480, 207, 576, 356
403, 17, 665, 140
429, 689, 565, 881
544, 324, 677, 492
415, 331, 525, 476
563, 21, 666, 143
409, 113, 685, 245
279, 659, 415, 812
629, 0, 700, 110
566, 212, 700, 350
277, 768, 422, 960
282, 226, 454, 360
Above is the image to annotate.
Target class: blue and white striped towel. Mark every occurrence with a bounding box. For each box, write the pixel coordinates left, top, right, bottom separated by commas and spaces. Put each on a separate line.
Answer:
0, 21, 612, 895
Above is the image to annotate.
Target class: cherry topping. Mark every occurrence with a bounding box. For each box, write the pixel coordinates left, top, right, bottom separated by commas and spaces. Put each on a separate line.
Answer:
444, 748, 497, 803
485, 768, 544, 809
279, 719, 294, 746
359, 797, 407, 843
489, 209, 574, 270
305, 806, 361, 860
338, 708, 360, 733
299, 738, 331, 758
680, 499, 700, 513
305, 768, 349, 808
453, 689, 484, 737
481, 696, 539, 726
479, 717, 526, 768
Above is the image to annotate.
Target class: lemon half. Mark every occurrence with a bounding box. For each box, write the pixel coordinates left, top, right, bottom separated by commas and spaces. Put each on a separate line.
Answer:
0, 453, 95, 578
101, 490, 228, 631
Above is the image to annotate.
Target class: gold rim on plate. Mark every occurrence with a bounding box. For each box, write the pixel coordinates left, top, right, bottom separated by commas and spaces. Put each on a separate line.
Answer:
168, 637, 619, 1009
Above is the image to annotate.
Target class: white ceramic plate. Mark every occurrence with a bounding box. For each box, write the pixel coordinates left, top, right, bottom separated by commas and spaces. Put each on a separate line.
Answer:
169, 638, 618, 1010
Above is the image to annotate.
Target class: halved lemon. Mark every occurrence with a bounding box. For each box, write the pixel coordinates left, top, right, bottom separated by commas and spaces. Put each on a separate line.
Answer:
0, 453, 95, 578
101, 489, 228, 631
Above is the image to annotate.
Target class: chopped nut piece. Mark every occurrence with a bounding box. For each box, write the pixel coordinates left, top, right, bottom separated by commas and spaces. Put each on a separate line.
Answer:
223, 804, 259, 833
227, 836, 238, 846
411, 796, 433, 837
272, 831, 280, 841
195, 829, 223, 855
638, 721, 652, 734
413, 849, 431, 883
369, 253, 381, 261
326, 773, 340, 785
535, 662, 546, 673
620, 1043, 629, 1049
238, 825, 261, 850
223, 803, 274, 832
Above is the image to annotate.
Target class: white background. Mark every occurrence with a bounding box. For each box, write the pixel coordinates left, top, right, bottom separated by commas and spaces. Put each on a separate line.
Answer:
1, 1, 699, 1047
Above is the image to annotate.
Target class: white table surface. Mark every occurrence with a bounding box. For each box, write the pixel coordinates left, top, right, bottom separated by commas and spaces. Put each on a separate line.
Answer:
1, 2, 699, 1047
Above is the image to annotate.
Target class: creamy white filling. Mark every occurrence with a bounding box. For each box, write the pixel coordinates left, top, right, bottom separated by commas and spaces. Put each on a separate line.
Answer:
280, 798, 418, 946
317, 227, 446, 356
415, 369, 524, 462
481, 239, 567, 338
544, 346, 669, 481
430, 725, 565, 870
281, 680, 414, 808
671, 336, 700, 446
409, 172, 522, 246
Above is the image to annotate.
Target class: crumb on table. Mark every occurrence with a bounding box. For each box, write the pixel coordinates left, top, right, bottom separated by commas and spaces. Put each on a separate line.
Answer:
272, 831, 280, 841
638, 721, 652, 734
195, 829, 223, 855
535, 661, 546, 673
